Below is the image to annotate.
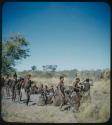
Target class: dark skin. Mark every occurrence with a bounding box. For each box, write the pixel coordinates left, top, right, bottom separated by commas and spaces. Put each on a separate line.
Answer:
5, 75, 12, 97
44, 85, 49, 105
58, 77, 65, 96
40, 84, 43, 89
25, 75, 32, 106
58, 77, 65, 109
12, 76, 17, 102
1, 76, 5, 87
73, 79, 81, 92
27, 75, 31, 81
49, 86, 54, 93
72, 78, 82, 107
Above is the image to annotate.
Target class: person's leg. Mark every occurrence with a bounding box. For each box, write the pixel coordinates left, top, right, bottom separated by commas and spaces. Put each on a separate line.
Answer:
26, 91, 28, 106
18, 90, 20, 102
20, 89, 22, 101
8, 86, 10, 97
1, 87, 4, 99
2, 87, 5, 98
27, 94, 30, 106
12, 89, 14, 101
60, 96, 65, 110
26, 91, 30, 106
45, 95, 48, 105
6, 86, 9, 97
14, 89, 16, 102
6, 86, 8, 97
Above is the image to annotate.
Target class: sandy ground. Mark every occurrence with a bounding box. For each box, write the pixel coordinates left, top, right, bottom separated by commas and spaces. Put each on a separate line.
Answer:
1, 93, 77, 123
1, 79, 110, 123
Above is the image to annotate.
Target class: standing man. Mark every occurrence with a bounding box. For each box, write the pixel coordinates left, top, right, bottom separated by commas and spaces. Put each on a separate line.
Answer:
15, 78, 23, 102
72, 78, 82, 110
57, 75, 66, 109
24, 74, 32, 106
11, 73, 18, 102
72, 78, 82, 92
81, 78, 93, 101
1, 75, 5, 98
4, 74, 10, 98
19, 78, 25, 101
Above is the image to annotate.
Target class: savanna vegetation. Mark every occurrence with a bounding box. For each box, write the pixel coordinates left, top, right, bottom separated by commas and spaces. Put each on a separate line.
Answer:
1, 34, 110, 123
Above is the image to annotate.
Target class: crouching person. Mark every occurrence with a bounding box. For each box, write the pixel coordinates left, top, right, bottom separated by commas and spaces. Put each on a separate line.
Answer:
70, 91, 80, 112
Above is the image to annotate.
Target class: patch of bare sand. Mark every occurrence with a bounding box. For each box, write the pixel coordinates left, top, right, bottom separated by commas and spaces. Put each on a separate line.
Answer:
1, 79, 110, 123
1, 97, 77, 123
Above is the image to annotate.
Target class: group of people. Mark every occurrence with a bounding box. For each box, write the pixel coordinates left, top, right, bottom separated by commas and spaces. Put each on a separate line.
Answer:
1, 73, 33, 106
1, 73, 93, 112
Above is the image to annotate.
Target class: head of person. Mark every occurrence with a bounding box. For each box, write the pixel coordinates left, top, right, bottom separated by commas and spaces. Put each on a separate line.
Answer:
76, 78, 80, 83
86, 78, 89, 82
27, 74, 31, 80
6, 74, 9, 79
32, 82, 36, 87
13, 74, 17, 79
45, 85, 48, 89
33, 82, 36, 86
21, 78, 24, 83
41, 84, 43, 88
51, 85, 53, 89
60, 75, 64, 83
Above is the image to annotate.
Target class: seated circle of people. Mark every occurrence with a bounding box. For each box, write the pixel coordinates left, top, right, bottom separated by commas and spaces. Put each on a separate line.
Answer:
1, 73, 93, 111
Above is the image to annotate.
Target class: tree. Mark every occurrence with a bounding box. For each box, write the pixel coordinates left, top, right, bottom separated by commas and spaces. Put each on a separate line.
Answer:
42, 65, 57, 72
42, 65, 46, 71
31, 65, 37, 71
50, 65, 57, 72
2, 33, 30, 75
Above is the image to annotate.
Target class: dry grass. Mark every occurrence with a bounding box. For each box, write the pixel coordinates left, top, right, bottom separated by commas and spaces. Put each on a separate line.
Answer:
32, 77, 74, 87
1, 77, 110, 123
75, 79, 110, 123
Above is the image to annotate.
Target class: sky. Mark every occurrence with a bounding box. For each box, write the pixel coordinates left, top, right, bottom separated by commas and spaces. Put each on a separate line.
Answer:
2, 2, 110, 71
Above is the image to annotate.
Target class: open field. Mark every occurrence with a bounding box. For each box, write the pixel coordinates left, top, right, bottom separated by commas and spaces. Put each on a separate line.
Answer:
1, 78, 110, 123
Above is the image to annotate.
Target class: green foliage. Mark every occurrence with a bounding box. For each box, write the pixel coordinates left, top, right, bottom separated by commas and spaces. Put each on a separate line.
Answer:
42, 65, 57, 72
2, 33, 30, 75
31, 65, 37, 71
18, 68, 110, 81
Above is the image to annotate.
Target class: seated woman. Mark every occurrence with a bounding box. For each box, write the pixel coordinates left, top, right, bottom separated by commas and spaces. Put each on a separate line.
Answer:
49, 85, 54, 96
31, 83, 38, 94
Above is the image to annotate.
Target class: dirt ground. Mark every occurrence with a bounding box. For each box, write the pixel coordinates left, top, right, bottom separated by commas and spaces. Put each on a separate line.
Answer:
1, 94, 77, 123
1, 79, 110, 123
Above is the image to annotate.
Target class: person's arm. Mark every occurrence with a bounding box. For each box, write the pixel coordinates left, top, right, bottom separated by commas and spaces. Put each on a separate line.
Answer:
60, 86, 65, 97
15, 81, 18, 88
61, 92, 65, 97
29, 80, 32, 87
82, 79, 86, 83
90, 79, 93, 86
72, 81, 76, 87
